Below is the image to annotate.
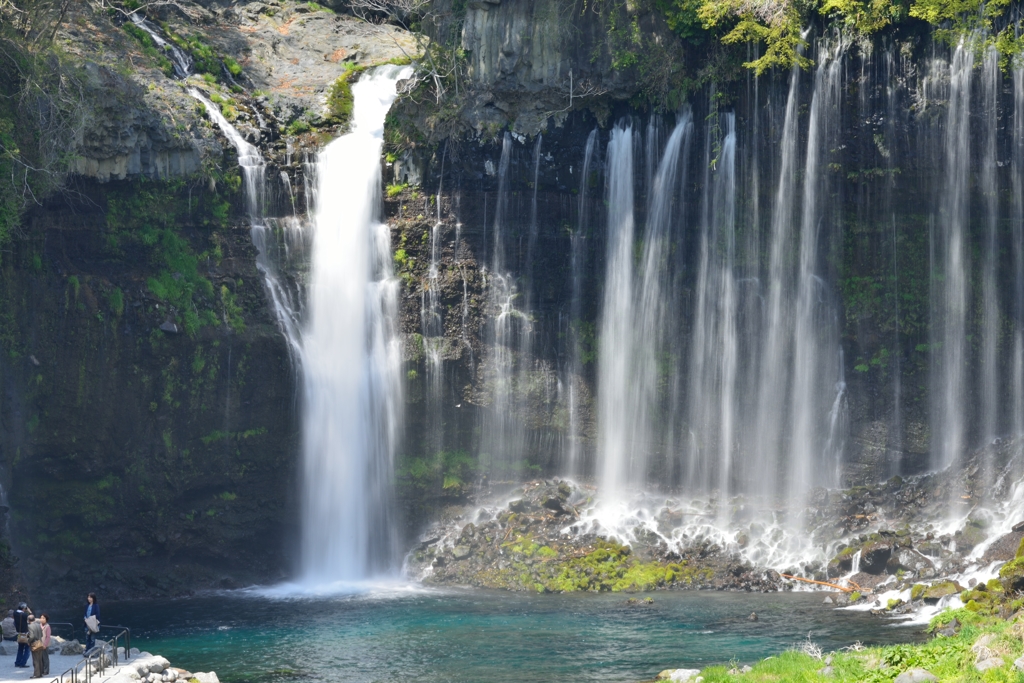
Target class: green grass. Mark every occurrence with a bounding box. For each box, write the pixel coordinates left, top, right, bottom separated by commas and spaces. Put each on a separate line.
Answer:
690, 610, 1024, 682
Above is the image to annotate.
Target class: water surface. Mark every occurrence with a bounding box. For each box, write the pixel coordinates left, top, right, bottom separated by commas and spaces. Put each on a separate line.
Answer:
72, 587, 925, 683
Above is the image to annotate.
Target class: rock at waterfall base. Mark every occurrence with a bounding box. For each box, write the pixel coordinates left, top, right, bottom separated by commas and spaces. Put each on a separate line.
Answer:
657, 668, 701, 682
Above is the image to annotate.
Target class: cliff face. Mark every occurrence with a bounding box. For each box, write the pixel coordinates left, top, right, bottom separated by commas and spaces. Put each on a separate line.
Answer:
0, 0, 1016, 596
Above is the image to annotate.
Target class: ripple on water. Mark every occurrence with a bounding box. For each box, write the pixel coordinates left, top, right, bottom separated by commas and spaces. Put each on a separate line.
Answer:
71, 590, 925, 683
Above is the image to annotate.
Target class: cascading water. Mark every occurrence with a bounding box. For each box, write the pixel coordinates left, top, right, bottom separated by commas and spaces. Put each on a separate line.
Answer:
980, 45, 1000, 491
189, 90, 304, 357
130, 13, 193, 78
932, 39, 973, 477
300, 65, 412, 584
596, 122, 638, 500
564, 129, 598, 477
483, 133, 530, 477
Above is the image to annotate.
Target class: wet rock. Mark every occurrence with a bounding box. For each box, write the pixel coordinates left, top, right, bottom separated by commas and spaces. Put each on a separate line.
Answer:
982, 531, 1024, 563
887, 548, 934, 574
748, 612, 758, 621
822, 595, 834, 605
859, 541, 892, 574
921, 581, 962, 604
509, 499, 532, 513
894, 669, 938, 683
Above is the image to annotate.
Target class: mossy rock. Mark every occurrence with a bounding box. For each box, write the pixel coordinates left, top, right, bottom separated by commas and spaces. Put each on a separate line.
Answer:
922, 581, 962, 604
911, 583, 926, 601
1000, 557, 1024, 592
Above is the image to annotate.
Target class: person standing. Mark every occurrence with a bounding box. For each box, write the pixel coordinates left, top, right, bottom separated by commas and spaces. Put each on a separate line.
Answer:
26, 614, 43, 678
83, 593, 100, 653
38, 614, 50, 677
13, 602, 30, 668
2, 610, 16, 640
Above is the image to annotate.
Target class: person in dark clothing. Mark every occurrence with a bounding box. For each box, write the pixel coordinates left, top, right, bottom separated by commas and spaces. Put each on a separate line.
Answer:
83, 593, 100, 653
13, 602, 31, 668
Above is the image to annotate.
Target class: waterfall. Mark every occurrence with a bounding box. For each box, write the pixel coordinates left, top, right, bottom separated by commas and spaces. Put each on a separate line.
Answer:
597, 123, 638, 500
788, 39, 845, 500
188, 90, 303, 359
130, 13, 193, 78
299, 65, 412, 583
483, 133, 528, 476
421, 146, 445, 457
565, 129, 598, 477
751, 62, 802, 499
932, 39, 973, 474
979, 45, 1000, 490
596, 117, 688, 500
686, 109, 736, 501
1015, 67, 1024, 465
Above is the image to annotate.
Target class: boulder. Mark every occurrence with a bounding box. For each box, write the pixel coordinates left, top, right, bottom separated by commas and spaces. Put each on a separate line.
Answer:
894, 669, 938, 683
452, 546, 472, 560
656, 669, 701, 682
61, 639, 85, 655
192, 673, 220, 683
975, 657, 1002, 672
1002, 558, 1024, 592
921, 581, 963, 604
859, 541, 892, 574
887, 548, 934, 574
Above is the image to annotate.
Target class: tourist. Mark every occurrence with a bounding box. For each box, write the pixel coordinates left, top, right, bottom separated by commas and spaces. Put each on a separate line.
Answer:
83, 593, 100, 653
26, 614, 43, 678
38, 614, 50, 676
13, 602, 30, 668
1, 610, 15, 640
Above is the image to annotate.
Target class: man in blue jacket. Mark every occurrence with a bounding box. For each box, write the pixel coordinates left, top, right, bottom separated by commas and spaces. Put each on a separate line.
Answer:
13, 602, 31, 668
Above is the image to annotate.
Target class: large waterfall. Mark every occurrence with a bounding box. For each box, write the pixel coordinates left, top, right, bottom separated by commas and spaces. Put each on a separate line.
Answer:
197, 65, 411, 586
300, 66, 413, 584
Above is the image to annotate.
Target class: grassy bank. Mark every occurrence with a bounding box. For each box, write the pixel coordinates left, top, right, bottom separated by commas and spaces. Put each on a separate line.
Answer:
658, 608, 1024, 682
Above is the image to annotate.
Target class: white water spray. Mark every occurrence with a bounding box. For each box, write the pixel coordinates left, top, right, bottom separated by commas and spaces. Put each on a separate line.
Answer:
299, 66, 413, 584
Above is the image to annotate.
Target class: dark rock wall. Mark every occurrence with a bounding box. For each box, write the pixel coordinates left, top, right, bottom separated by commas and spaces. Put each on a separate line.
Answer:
0, 181, 299, 601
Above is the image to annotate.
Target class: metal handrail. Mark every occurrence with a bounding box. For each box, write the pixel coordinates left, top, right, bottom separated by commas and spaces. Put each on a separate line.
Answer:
49, 655, 89, 683
97, 625, 131, 659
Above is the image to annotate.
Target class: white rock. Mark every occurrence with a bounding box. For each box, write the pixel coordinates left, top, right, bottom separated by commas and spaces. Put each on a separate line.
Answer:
148, 658, 167, 674
192, 673, 220, 683
894, 669, 938, 683
656, 669, 702, 682
130, 647, 141, 656
972, 634, 996, 652
975, 657, 1002, 672
134, 662, 151, 676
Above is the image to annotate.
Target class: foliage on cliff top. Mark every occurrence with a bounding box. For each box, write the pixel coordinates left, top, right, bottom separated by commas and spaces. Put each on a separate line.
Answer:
668, 0, 1024, 73
0, 0, 84, 255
